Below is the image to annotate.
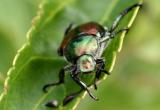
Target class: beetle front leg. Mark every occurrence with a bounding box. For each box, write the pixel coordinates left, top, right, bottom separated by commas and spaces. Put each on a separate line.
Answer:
45, 89, 83, 108
62, 74, 98, 106
72, 74, 98, 100
62, 72, 98, 105
43, 65, 75, 93
94, 59, 110, 90
63, 89, 83, 106
44, 68, 65, 108
43, 68, 65, 93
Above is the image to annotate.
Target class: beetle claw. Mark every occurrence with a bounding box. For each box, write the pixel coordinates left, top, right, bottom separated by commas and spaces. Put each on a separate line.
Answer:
42, 85, 49, 93
45, 100, 59, 108
63, 95, 75, 106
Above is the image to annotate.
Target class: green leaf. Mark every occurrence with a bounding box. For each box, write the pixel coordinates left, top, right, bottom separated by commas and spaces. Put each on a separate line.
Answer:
0, 0, 41, 93
0, 0, 142, 110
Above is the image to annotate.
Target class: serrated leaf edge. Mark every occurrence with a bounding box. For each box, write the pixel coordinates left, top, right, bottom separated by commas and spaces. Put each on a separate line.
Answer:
0, 0, 74, 104
0, 0, 143, 110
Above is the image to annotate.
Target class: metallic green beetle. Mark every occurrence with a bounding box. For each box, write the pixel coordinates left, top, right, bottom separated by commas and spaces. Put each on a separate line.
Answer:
43, 3, 142, 108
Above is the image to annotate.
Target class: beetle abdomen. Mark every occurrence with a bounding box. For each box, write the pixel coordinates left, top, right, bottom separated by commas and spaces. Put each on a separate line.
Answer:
64, 35, 98, 63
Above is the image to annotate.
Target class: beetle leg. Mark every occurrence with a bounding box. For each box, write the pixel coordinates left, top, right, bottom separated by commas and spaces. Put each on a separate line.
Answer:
110, 27, 130, 39
96, 59, 110, 77
43, 68, 65, 93
110, 3, 142, 32
63, 89, 83, 106
94, 59, 110, 90
71, 74, 99, 100
64, 22, 74, 35
45, 100, 59, 108
43, 65, 76, 93
115, 27, 129, 34
62, 70, 98, 106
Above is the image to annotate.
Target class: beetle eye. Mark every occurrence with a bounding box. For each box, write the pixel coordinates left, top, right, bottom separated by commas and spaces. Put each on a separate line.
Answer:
77, 55, 96, 72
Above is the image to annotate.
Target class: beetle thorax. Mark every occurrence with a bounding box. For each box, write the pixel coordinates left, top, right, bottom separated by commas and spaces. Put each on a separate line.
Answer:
77, 55, 96, 72
64, 35, 99, 63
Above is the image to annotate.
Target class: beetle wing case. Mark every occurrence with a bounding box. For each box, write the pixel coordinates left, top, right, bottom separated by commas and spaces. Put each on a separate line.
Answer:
58, 22, 105, 57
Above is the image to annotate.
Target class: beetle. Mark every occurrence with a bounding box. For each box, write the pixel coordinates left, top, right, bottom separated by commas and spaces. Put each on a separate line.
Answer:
43, 3, 142, 108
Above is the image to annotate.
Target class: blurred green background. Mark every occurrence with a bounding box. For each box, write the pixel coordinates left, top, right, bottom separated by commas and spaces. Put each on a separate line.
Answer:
0, 0, 159, 110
